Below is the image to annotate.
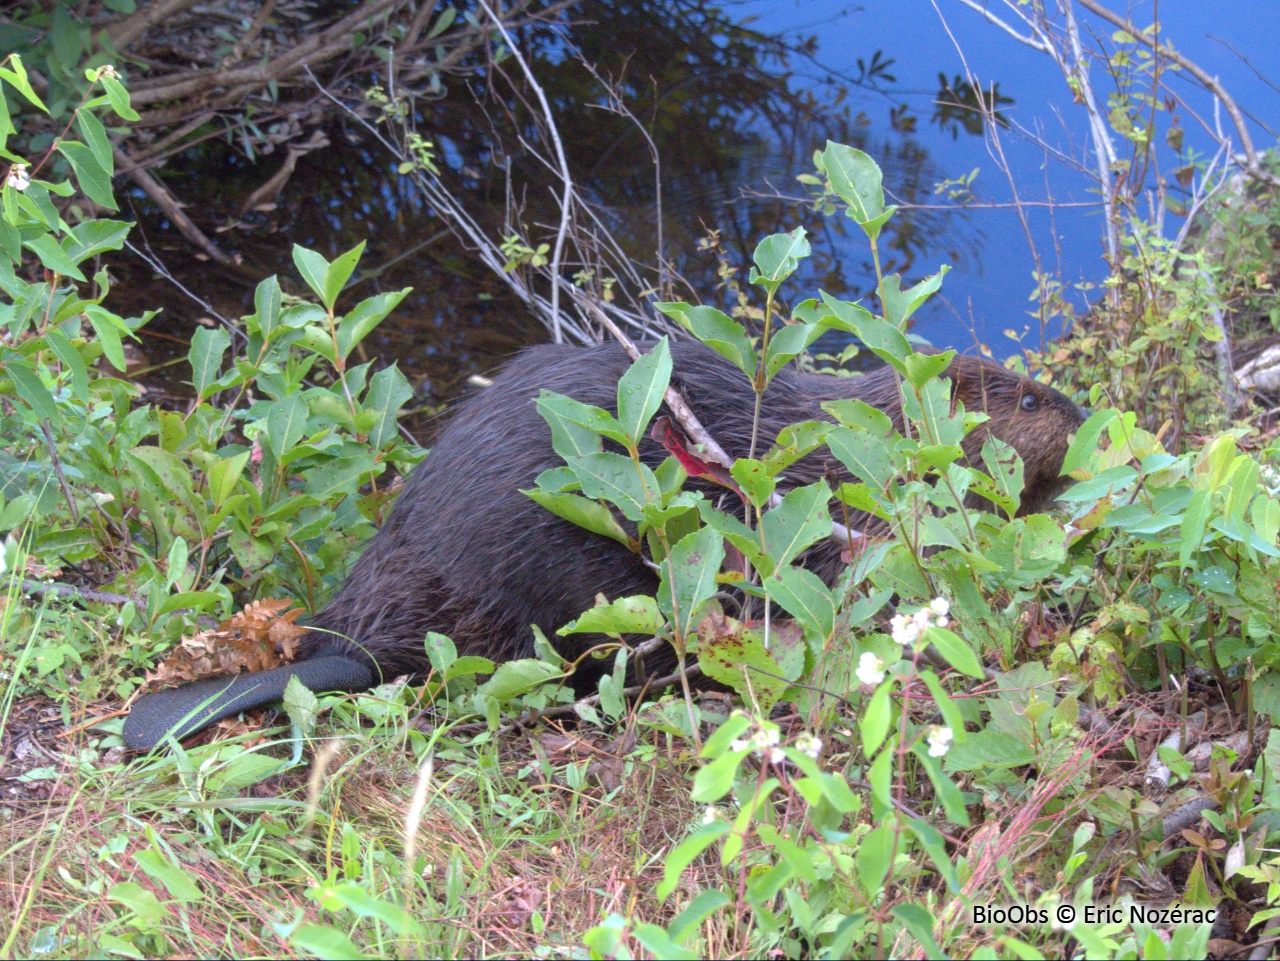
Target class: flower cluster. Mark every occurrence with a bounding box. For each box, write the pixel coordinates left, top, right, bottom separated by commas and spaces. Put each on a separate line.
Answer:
6, 165, 30, 192
926, 725, 954, 757
1263, 463, 1280, 495
731, 722, 784, 764
856, 651, 886, 686
794, 732, 823, 759
92, 64, 119, 80
889, 597, 950, 647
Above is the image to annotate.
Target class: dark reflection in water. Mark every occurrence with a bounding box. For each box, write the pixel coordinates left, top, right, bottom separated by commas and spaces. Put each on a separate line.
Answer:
107, 0, 987, 427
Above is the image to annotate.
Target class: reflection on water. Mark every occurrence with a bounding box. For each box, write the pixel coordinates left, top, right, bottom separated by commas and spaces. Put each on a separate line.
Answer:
105, 0, 1011, 428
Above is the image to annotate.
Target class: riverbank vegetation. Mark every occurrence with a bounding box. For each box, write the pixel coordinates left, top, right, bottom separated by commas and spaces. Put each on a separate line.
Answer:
3, 2, 1280, 958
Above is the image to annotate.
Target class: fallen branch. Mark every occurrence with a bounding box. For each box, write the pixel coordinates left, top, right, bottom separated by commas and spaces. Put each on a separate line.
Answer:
115, 145, 233, 266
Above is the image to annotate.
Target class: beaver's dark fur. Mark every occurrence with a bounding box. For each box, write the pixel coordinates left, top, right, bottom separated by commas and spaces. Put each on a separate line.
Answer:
122, 340, 1087, 750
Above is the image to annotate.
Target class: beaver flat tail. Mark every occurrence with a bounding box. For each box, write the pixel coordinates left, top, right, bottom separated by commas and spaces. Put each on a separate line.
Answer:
121, 656, 374, 751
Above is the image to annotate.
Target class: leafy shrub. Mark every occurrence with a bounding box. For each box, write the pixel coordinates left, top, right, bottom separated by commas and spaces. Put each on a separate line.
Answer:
0, 55, 420, 700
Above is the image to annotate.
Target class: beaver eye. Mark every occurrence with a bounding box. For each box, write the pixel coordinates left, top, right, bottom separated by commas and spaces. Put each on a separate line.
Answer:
1020, 393, 1039, 412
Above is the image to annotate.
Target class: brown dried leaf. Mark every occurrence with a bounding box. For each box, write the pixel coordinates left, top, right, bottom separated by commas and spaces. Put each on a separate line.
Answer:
141, 598, 307, 692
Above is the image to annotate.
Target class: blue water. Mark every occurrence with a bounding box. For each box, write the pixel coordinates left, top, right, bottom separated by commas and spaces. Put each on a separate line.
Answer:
739, 0, 1279, 356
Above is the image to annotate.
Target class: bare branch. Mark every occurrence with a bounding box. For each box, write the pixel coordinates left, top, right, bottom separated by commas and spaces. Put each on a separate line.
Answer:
107, 0, 203, 52
478, 0, 574, 343
952, 0, 1050, 52
115, 145, 234, 266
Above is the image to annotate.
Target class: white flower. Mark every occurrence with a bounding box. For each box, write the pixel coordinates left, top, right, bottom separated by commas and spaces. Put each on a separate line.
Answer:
892, 599, 951, 644
856, 652, 886, 685
795, 732, 823, 759
95, 64, 119, 80
730, 738, 749, 752
6, 165, 30, 191
763, 726, 781, 747
701, 806, 721, 825
926, 726, 954, 758
889, 613, 920, 646
767, 747, 786, 765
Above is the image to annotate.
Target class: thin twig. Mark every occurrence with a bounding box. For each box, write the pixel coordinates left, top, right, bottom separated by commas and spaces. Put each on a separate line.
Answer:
1074, 0, 1280, 188
478, 0, 574, 343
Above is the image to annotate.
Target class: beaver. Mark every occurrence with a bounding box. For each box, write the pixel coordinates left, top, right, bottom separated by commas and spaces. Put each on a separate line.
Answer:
122, 339, 1087, 750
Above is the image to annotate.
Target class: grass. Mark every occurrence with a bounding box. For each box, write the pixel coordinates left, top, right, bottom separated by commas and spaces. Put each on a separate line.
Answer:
0, 602, 714, 959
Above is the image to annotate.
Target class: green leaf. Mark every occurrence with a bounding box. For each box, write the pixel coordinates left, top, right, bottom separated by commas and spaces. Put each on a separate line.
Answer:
476, 658, 562, 703
902, 350, 954, 390
62, 219, 131, 265
821, 141, 885, 226
910, 744, 970, 827
985, 515, 1067, 589
892, 903, 947, 960
559, 595, 663, 635
22, 234, 85, 280
537, 391, 630, 449
207, 451, 250, 510
861, 681, 893, 755
75, 108, 113, 173
856, 823, 896, 897
0, 58, 47, 110
926, 628, 984, 679
289, 925, 368, 961
667, 888, 731, 944
617, 337, 671, 446
882, 270, 948, 329
919, 671, 967, 743
337, 288, 409, 360
945, 728, 1036, 771
304, 454, 380, 500
827, 426, 896, 489
523, 489, 633, 549
569, 451, 658, 522
698, 503, 769, 577
819, 291, 910, 366
205, 752, 285, 796
188, 325, 230, 399
266, 394, 309, 460
365, 364, 413, 449
765, 565, 835, 639
749, 227, 810, 293
133, 848, 203, 902
657, 526, 724, 640
5, 358, 58, 419
321, 241, 365, 311
535, 390, 605, 458
426, 5, 457, 39
762, 321, 822, 380
655, 823, 730, 900
292, 245, 331, 304
653, 302, 755, 376
1061, 408, 1116, 476
58, 141, 116, 210
691, 752, 748, 804
729, 458, 775, 507
978, 437, 1023, 519
100, 76, 140, 121
45, 329, 89, 400
697, 618, 789, 711
254, 275, 282, 340
1179, 489, 1210, 570
822, 398, 893, 437
312, 882, 423, 936
761, 482, 830, 567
